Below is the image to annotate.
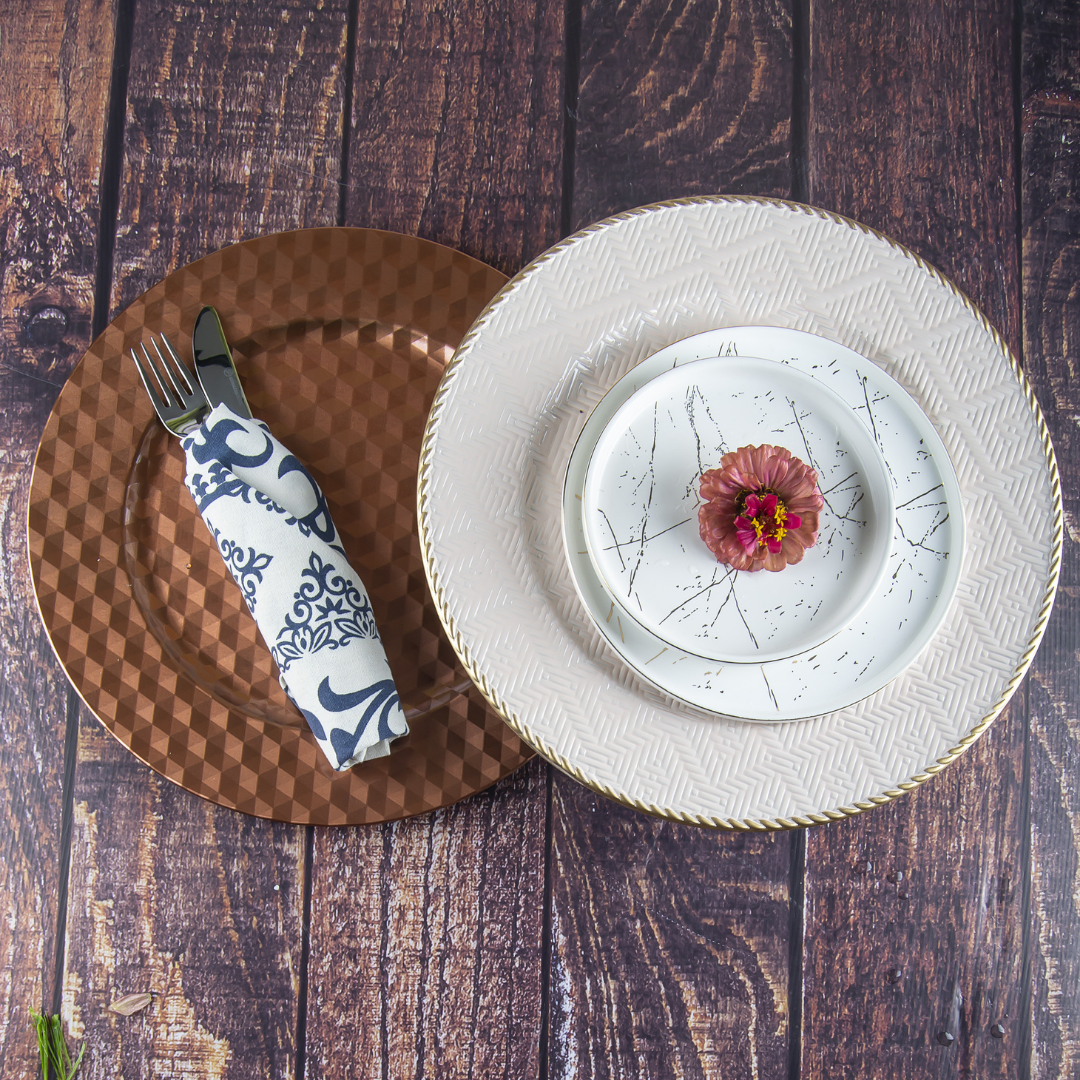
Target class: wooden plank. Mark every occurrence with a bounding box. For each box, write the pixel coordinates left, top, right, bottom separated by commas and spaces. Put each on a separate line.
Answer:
549, 3, 796, 1076
570, 0, 794, 230
346, 0, 565, 274
304, 3, 564, 1074
549, 787, 793, 1080
109, 0, 348, 311
0, 0, 115, 1073
61, 2, 351, 1077
1021, 3, 1080, 1069
305, 760, 548, 1080
1021, 0, 1080, 102
66, 723, 305, 1080
802, 2, 1025, 1076
807, 0, 1020, 351
801, 710, 1026, 1077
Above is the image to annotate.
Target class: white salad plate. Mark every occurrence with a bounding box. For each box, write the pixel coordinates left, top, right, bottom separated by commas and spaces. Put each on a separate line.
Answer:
564, 330, 961, 719
580, 354, 896, 665
418, 196, 1059, 828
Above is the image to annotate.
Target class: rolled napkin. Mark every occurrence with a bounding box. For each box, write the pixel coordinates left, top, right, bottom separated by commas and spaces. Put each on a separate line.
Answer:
181, 404, 408, 769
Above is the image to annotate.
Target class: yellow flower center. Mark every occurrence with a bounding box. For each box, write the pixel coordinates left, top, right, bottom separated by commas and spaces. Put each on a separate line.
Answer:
772, 504, 789, 544
744, 492, 790, 548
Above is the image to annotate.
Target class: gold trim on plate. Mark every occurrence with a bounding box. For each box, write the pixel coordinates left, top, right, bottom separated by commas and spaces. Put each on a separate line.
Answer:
417, 195, 1062, 831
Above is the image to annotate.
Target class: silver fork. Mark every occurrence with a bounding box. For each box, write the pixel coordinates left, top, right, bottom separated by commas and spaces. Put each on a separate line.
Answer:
130, 335, 209, 435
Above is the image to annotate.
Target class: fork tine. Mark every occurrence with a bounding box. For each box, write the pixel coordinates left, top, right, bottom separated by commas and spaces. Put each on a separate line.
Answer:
131, 344, 171, 410
129, 331, 207, 435
156, 334, 196, 397
150, 337, 189, 401
141, 341, 179, 407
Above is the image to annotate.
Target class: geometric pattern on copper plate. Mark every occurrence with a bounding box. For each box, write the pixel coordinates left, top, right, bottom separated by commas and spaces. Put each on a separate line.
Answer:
28, 227, 532, 824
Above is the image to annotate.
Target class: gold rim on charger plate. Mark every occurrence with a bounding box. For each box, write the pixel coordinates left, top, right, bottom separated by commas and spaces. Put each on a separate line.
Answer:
417, 195, 1063, 831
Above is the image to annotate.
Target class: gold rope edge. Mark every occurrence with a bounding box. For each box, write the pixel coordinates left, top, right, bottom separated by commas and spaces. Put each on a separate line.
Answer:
417, 194, 1064, 831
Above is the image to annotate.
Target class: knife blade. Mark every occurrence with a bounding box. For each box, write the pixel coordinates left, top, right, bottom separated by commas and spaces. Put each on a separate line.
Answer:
192, 306, 253, 419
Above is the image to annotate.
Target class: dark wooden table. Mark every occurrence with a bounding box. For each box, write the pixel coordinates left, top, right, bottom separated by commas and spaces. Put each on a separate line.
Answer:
2, 1, 1078, 1076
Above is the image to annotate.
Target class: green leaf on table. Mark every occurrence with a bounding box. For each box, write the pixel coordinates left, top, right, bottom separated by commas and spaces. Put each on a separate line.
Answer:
29, 1011, 85, 1080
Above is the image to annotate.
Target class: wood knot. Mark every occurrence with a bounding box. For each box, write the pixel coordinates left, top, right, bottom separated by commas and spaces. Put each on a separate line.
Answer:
25, 305, 70, 347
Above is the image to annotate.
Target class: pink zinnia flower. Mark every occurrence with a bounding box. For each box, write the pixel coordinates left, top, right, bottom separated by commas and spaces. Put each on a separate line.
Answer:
698, 444, 824, 572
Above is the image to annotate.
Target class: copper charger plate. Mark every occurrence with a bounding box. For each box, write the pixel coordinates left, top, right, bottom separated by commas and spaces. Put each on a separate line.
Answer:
27, 228, 533, 825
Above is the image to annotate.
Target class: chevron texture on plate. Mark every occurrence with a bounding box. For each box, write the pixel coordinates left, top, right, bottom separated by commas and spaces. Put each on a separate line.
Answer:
419, 197, 1061, 828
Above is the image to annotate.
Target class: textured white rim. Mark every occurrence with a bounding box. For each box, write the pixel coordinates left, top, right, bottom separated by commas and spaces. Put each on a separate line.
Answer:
417, 196, 1061, 830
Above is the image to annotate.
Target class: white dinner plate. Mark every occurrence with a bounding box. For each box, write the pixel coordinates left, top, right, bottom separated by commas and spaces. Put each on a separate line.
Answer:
580, 354, 896, 666
564, 330, 961, 719
418, 196, 1059, 828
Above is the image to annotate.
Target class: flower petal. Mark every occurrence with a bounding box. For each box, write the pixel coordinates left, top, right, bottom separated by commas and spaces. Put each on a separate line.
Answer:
698, 443, 822, 571
762, 548, 787, 572
781, 533, 808, 564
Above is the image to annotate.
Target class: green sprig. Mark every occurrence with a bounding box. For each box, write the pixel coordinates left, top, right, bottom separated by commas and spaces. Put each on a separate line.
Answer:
29, 1011, 85, 1080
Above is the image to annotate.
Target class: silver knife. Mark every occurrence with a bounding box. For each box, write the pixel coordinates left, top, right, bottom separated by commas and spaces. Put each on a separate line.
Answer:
192, 306, 253, 418
190, 303, 469, 723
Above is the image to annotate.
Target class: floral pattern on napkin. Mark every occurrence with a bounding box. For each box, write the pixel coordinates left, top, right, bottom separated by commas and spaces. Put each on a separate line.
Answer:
182, 404, 408, 769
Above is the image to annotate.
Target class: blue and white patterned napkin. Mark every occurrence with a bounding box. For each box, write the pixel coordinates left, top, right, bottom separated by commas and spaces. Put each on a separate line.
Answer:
181, 404, 408, 769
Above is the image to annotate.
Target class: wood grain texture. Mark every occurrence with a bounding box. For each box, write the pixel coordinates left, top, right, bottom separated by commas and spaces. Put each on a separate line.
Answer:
802, 707, 1026, 1078
64, 722, 305, 1080
62, 2, 350, 1076
570, 0, 793, 230
808, 0, 1020, 349
0, 0, 114, 1073
0, 0, 111, 388
305, 759, 547, 1080
803, 1, 1025, 1076
346, 0, 565, 274
1021, 7, 1080, 1063
304, 4, 566, 1074
1022, 0, 1080, 101
551, 5, 796, 1076
549, 782, 791, 1080
110, 0, 350, 310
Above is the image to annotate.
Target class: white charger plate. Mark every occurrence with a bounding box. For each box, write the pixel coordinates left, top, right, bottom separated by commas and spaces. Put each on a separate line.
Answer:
580, 354, 896, 666
564, 331, 961, 719
418, 197, 1060, 828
